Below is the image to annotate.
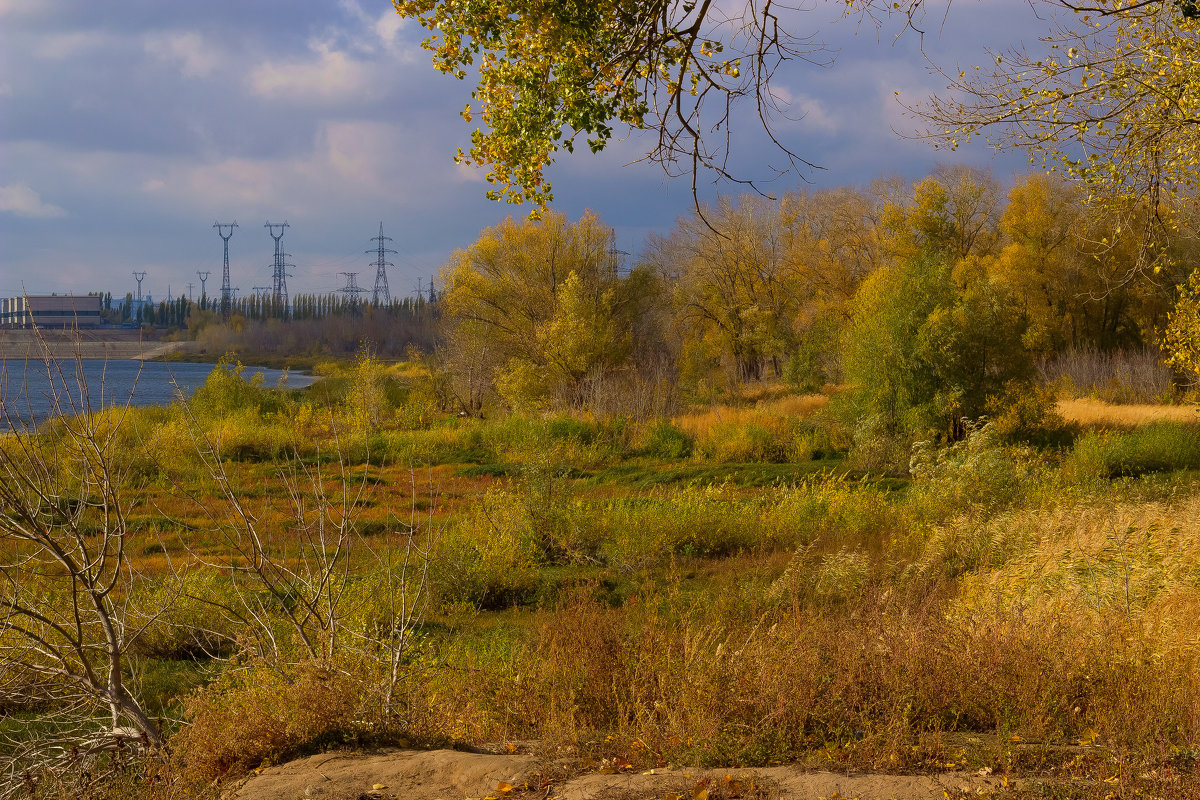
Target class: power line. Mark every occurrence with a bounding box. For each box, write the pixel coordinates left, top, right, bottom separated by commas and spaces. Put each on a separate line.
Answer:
265, 221, 291, 308
338, 271, 367, 300
368, 222, 396, 305
213, 221, 238, 315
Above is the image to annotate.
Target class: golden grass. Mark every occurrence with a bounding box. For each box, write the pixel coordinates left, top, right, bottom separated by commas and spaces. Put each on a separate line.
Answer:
673, 393, 828, 436
1057, 397, 1200, 427
954, 494, 1200, 635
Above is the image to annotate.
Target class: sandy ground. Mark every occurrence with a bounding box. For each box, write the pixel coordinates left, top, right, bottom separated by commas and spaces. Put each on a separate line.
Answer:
226, 748, 1025, 800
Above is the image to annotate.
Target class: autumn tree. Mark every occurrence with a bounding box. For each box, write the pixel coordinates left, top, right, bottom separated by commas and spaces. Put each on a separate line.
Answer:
647, 195, 804, 388
781, 185, 884, 315
439, 210, 655, 410
842, 248, 1035, 443
395, 0, 948, 211
391, 0, 1200, 228
879, 166, 1003, 263
1161, 268, 1200, 386
988, 173, 1085, 350
917, 0, 1200, 259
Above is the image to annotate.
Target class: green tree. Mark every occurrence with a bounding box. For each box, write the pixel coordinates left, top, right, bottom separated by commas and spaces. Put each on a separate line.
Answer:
842, 248, 1034, 441
440, 210, 655, 409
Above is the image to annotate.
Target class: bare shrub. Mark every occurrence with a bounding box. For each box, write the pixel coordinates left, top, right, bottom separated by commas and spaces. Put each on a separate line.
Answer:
1040, 346, 1176, 402
0, 343, 168, 797
164, 409, 441, 785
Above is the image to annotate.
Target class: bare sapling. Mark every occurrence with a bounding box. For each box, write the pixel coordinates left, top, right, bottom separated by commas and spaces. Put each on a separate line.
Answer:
174, 399, 439, 716
0, 335, 167, 796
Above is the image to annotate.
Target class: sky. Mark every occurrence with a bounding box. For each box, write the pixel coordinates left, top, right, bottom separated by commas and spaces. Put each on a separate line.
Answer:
0, 0, 1053, 302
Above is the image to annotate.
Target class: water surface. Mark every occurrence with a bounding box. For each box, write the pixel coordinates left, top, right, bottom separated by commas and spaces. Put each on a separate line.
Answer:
1, 359, 314, 426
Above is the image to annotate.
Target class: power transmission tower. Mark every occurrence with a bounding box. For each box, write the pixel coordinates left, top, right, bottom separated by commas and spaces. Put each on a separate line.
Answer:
197, 270, 210, 299
368, 222, 396, 305
132, 271, 147, 302
213, 221, 238, 315
338, 272, 367, 301
187, 282, 195, 303
265, 221, 291, 310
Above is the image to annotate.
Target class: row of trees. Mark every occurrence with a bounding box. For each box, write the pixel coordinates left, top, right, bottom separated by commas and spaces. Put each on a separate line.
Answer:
438, 166, 1200, 437
96, 292, 437, 329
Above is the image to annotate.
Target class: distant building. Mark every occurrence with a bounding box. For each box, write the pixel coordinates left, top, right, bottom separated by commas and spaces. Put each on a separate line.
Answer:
0, 295, 103, 329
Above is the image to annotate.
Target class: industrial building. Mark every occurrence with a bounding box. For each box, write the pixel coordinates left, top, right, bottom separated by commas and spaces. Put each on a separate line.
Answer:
0, 295, 103, 329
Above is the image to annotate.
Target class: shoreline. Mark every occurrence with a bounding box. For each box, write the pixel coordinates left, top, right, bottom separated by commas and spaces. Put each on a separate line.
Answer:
0, 329, 197, 361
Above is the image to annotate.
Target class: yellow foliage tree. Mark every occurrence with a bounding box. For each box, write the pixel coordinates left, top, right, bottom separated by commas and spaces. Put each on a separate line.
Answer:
917, 1, 1200, 249
440, 210, 654, 410
1162, 269, 1200, 386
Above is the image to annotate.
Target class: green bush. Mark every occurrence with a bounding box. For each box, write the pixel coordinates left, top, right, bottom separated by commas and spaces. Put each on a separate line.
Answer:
908, 422, 1042, 516
189, 358, 279, 417
841, 252, 1035, 441
1063, 423, 1200, 479
640, 421, 694, 460
433, 490, 543, 609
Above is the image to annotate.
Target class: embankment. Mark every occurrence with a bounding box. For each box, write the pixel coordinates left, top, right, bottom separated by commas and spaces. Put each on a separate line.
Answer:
0, 329, 197, 361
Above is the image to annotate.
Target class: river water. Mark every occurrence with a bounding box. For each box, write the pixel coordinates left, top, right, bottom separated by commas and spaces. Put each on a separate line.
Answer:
0, 359, 315, 427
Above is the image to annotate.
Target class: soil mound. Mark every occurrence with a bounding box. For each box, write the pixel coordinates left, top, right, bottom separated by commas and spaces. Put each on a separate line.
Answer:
226, 748, 1019, 800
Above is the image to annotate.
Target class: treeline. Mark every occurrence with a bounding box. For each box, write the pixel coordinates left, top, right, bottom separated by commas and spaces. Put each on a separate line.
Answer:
189, 295, 439, 360
98, 290, 437, 328
89, 290, 440, 360
435, 166, 1199, 439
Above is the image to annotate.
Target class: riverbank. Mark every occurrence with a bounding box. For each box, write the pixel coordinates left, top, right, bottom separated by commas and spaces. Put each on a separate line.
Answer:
0, 329, 198, 361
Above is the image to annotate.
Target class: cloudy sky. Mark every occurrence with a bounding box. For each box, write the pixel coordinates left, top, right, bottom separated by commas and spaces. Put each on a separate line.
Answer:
0, 0, 1049, 301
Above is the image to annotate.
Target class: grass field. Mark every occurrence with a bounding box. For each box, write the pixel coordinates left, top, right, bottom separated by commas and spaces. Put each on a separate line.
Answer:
3, 361, 1200, 799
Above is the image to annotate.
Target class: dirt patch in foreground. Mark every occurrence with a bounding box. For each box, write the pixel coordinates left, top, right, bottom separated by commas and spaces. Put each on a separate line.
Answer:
225, 748, 1028, 800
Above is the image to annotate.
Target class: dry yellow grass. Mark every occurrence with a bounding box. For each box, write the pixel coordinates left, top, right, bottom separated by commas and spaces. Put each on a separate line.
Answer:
1057, 397, 1200, 427
950, 493, 1200, 640
673, 393, 828, 436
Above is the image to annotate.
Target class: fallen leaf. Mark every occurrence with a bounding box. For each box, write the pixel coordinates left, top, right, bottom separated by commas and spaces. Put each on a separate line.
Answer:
497, 781, 514, 795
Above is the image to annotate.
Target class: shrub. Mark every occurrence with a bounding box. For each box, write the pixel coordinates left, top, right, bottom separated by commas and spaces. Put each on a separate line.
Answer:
695, 420, 778, 462
129, 572, 240, 661
595, 485, 792, 571
1039, 346, 1176, 403
173, 659, 362, 784
189, 358, 274, 418
1062, 423, 1200, 479
640, 420, 694, 460
433, 490, 543, 609
908, 422, 1041, 516
987, 381, 1074, 447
